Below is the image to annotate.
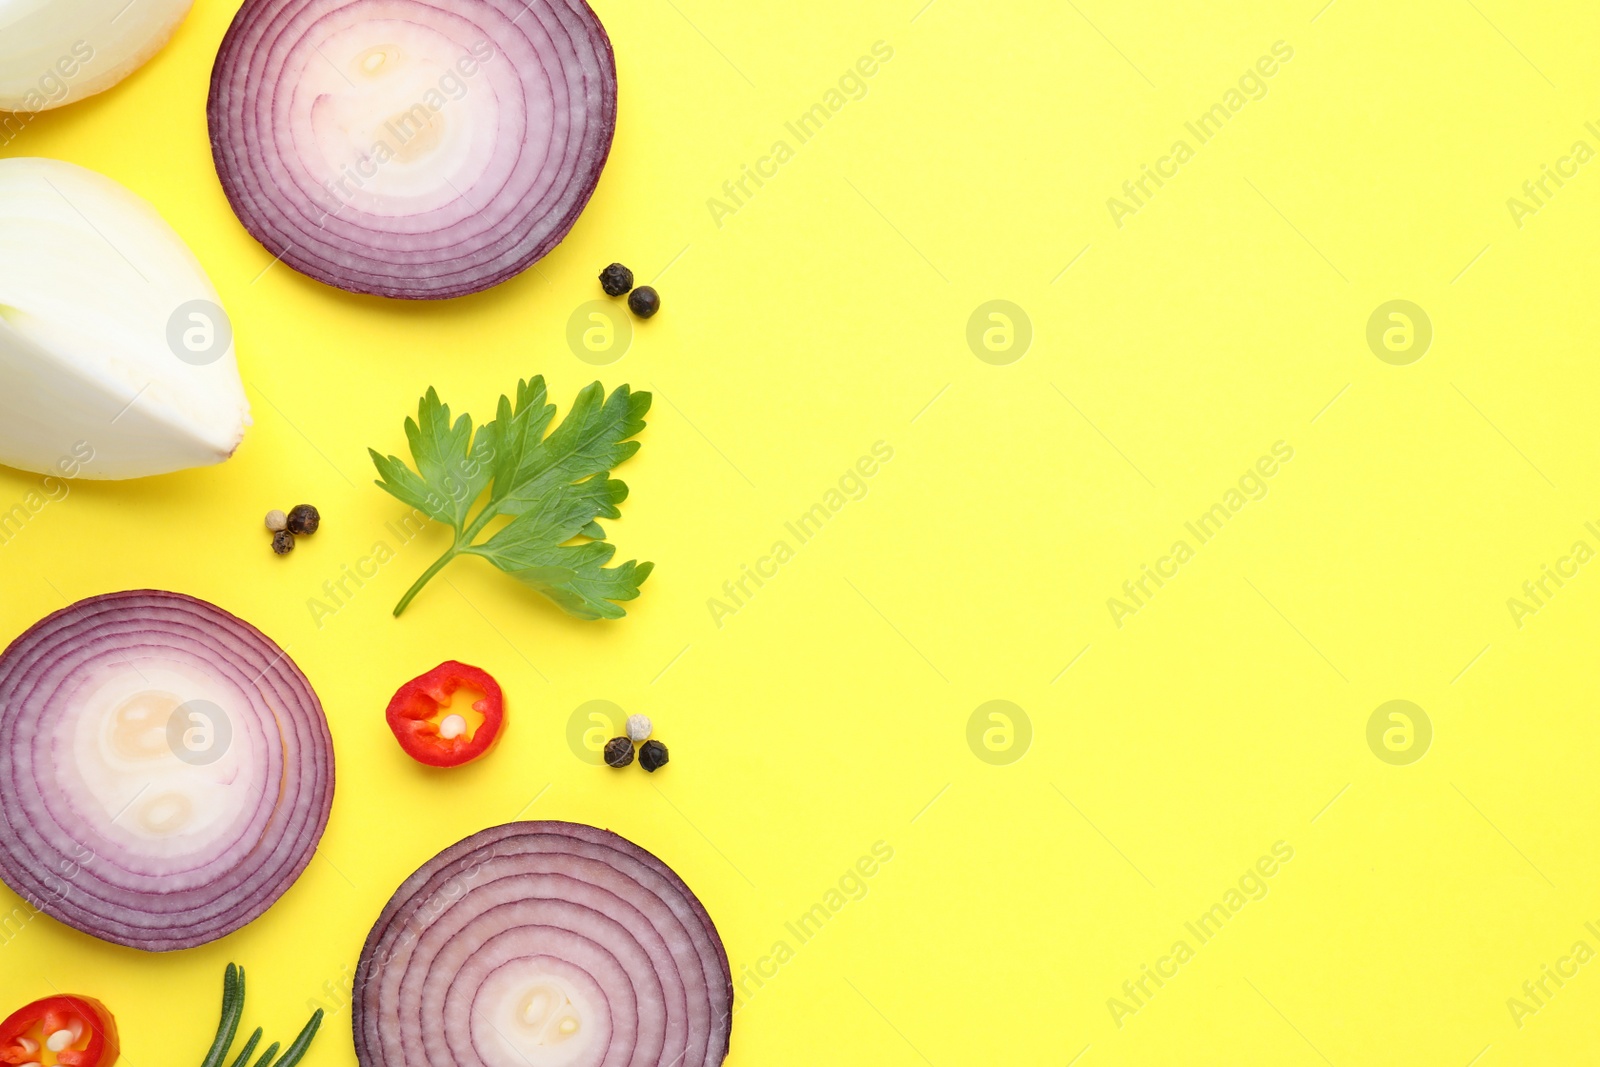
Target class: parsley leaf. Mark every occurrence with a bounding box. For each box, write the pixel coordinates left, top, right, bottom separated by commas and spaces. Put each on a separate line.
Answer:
369, 377, 652, 619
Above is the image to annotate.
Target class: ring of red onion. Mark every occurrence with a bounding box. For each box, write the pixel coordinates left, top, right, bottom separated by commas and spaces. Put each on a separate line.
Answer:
0, 590, 334, 951
355, 821, 732, 1067
207, 0, 617, 299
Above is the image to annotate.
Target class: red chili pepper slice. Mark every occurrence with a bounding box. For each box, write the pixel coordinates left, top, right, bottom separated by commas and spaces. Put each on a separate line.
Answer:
385, 660, 505, 767
0, 996, 118, 1067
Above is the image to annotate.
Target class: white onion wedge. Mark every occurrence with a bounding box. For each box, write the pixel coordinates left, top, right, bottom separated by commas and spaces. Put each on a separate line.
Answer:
0, 158, 250, 480
0, 0, 195, 113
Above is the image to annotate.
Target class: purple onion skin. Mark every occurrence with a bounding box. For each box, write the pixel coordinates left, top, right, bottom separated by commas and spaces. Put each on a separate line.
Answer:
353, 821, 733, 1067
206, 0, 618, 300
0, 589, 335, 951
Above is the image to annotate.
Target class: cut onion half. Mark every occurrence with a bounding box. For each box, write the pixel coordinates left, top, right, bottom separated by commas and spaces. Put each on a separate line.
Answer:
355, 821, 732, 1067
0, 590, 335, 951
206, 0, 618, 300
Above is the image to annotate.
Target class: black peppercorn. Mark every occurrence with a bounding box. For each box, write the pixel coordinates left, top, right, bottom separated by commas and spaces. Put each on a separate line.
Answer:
638, 739, 669, 772
271, 530, 295, 555
599, 263, 634, 297
627, 286, 660, 319
286, 504, 320, 535
603, 736, 634, 768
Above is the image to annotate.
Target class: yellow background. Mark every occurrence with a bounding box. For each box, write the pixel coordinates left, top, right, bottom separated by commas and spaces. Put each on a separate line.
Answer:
3, 0, 1600, 1063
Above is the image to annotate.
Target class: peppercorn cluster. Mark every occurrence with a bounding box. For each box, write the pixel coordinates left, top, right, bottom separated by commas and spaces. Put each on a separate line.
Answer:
597, 262, 661, 320
603, 713, 669, 773
265, 504, 321, 554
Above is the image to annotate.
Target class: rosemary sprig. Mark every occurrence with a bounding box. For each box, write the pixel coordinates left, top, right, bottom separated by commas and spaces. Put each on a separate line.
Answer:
201, 964, 324, 1067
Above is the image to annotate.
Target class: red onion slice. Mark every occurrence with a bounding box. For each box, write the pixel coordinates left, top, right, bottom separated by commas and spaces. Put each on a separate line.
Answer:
355, 821, 732, 1067
0, 590, 334, 951
207, 0, 617, 299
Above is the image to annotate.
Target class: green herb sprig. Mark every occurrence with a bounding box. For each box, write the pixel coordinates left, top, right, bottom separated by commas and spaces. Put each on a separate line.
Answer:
369, 376, 653, 619
201, 964, 322, 1067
